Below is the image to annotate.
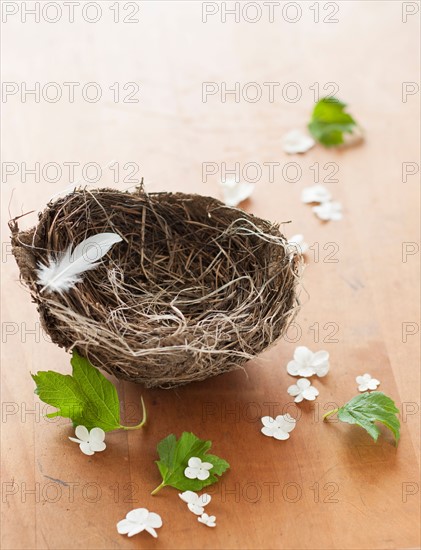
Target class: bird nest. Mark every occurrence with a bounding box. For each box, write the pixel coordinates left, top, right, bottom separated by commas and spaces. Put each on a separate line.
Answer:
9, 187, 301, 388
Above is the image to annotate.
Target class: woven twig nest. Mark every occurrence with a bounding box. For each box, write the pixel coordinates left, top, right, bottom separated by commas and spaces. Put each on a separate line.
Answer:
10, 187, 301, 388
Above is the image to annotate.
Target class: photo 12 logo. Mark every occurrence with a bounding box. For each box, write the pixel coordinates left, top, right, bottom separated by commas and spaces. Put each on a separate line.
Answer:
1, 1, 141, 24
1, 82, 140, 104
1, 161, 141, 185
202, 1, 340, 24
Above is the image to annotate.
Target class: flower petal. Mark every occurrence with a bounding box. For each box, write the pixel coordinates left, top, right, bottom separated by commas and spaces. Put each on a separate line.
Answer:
297, 365, 316, 377
197, 469, 210, 481
117, 519, 134, 535
286, 360, 301, 376
287, 384, 300, 396
261, 416, 275, 428
146, 512, 163, 529
272, 429, 290, 441
144, 526, 158, 538
79, 442, 94, 456
89, 440, 106, 452
127, 508, 149, 523
179, 491, 198, 505
296, 378, 311, 390
188, 503, 204, 515
198, 513, 217, 527
184, 467, 198, 479
301, 184, 332, 204
198, 493, 211, 507
188, 457, 202, 468
128, 524, 145, 538
282, 130, 315, 154
89, 427, 105, 443
200, 462, 213, 471
294, 394, 304, 403
314, 362, 329, 377
294, 346, 313, 363
74, 425, 90, 442
68, 437, 82, 444
302, 387, 319, 400
261, 426, 275, 437
220, 178, 254, 207
276, 414, 296, 433
311, 350, 329, 366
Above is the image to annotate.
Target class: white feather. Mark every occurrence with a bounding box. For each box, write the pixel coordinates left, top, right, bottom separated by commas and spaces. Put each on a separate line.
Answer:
36, 232, 123, 294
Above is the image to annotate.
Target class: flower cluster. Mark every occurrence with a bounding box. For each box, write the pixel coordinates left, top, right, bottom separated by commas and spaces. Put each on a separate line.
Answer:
179, 491, 217, 528
301, 184, 343, 221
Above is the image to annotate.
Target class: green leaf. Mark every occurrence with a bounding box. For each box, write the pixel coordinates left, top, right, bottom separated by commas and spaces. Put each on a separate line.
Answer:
308, 97, 357, 147
32, 351, 146, 432
324, 392, 400, 443
152, 432, 230, 494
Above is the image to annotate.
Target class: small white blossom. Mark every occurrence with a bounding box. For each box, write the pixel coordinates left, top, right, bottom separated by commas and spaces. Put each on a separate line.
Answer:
178, 491, 211, 515
287, 346, 330, 378
356, 373, 380, 392
301, 184, 332, 204
282, 129, 315, 154
287, 234, 309, 256
198, 513, 217, 527
117, 508, 162, 538
313, 201, 343, 221
69, 426, 106, 456
288, 378, 319, 403
220, 177, 254, 207
287, 346, 330, 377
261, 414, 296, 440
184, 457, 213, 481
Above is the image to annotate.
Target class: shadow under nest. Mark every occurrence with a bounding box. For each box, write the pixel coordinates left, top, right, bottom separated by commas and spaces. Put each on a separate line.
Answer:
10, 187, 302, 388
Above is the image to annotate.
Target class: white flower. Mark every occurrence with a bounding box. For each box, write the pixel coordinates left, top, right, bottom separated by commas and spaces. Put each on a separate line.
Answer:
68, 426, 106, 456
184, 457, 213, 481
198, 513, 217, 527
287, 378, 319, 403
261, 414, 296, 440
301, 184, 332, 204
220, 177, 254, 207
356, 373, 380, 392
287, 346, 330, 378
312, 201, 343, 221
179, 491, 211, 515
287, 234, 309, 256
117, 508, 162, 538
282, 129, 315, 154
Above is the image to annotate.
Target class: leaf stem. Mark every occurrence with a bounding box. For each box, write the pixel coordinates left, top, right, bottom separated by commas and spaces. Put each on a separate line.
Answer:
151, 481, 166, 496
120, 396, 147, 430
323, 408, 339, 421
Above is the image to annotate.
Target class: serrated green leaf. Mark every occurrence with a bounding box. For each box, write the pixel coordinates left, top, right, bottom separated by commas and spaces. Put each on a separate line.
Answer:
308, 97, 357, 147
152, 432, 230, 494
325, 392, 400, 443
32, 351, 146, 432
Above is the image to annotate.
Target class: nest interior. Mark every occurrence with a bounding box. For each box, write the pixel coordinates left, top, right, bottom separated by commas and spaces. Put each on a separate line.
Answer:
10, 187, 301, 388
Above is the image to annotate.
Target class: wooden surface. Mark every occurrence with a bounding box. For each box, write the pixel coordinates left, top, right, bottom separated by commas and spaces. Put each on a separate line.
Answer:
1, 1, 420, 549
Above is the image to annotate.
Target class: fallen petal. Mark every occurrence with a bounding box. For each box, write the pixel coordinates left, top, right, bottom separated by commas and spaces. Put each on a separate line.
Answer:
283, 130, 315, 154
74, 425, 90, 442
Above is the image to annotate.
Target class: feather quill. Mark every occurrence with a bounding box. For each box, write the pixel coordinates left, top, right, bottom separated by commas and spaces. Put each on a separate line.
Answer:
36, 232, 123, 294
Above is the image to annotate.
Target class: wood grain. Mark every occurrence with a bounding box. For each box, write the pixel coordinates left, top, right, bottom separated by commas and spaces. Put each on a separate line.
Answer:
1, 2, 419, 549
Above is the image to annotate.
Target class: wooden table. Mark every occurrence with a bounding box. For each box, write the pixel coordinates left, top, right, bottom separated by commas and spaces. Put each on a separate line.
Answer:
1, 1, 420, 548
